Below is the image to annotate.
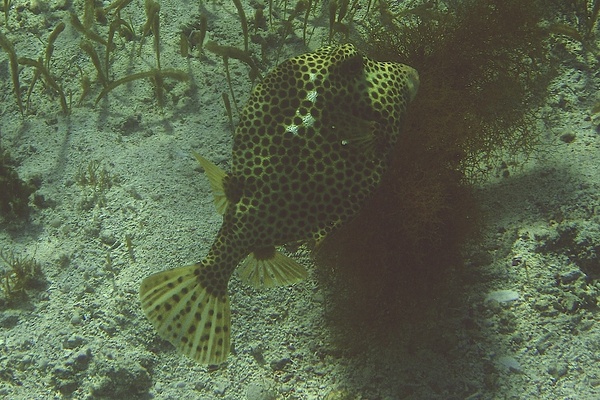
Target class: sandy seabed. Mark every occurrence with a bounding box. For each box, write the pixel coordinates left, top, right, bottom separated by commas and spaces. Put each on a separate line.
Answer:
1, 1, 600, 399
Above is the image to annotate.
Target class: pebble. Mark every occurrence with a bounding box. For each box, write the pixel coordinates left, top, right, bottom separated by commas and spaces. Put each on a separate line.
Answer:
562, 295, 580, 313
73, 349, 91, 364
214, 379, 229, 395
497, 356, 522, 373
246, 382, 275, 400
560, 270, 582, 284
313, 292, 325, 303
485, 299, 501, 313
63, 334, 86, 349
70, 312, 83, 326
485, 290, 519, 303
127, 186, 143, 200
280, 385, 292, 393
579, 319, 594, 331
270, 357, 290, 371
50, 0, 69, 10
559, 132, 576, 143
99, 231, 117, 246
535, 338, 551, 355
18, 355, 33, 370
26, 0, 46, 14
548, 363, 568, 379
49, 217, 63, 228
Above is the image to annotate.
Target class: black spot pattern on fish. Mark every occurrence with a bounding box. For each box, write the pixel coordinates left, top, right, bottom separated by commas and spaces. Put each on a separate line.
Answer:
140, 44, 419, 364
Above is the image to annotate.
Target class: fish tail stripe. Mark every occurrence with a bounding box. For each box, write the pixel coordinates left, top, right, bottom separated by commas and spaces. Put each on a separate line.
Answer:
157, 281, 198, 337
190, 295, 231, 363
140, 264, 231, 364
140, 269, 195, 315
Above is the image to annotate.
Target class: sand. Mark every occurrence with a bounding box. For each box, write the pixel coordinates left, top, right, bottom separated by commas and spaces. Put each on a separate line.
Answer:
1, 1, 599, 399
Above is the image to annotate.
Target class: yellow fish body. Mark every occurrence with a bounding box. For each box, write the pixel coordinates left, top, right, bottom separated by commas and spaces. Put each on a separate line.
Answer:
140, 44, 419, 364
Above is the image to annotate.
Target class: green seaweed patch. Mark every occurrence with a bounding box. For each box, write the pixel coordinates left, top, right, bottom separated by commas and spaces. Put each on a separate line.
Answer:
0, 249, 45, 304
75, 159, 116, 209
95, 69, 189, 107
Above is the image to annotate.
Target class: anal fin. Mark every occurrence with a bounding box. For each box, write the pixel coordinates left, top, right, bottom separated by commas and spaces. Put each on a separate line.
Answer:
238, 246, 308, 288
140, 264, 231, 364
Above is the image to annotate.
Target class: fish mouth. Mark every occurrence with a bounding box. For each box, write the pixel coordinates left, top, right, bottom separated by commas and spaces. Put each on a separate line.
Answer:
406, 66, 420, 102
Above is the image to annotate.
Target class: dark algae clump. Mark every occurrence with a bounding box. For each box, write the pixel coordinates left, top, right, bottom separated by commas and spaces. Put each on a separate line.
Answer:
0, 142, 37, 221
315, 0, 558, 333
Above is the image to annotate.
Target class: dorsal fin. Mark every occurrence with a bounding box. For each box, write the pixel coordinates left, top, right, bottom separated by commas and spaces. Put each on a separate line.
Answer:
192, 151, 228, 215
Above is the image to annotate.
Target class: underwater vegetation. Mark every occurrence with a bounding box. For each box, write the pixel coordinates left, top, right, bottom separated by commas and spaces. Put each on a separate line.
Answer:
182, 0, 366, 116
0, 0, 189, 115
0, 0, 379, 117
315, 0, 560, 333
0, 140, 37, 221
75, 159, 115, 209
547, 0, 600, 53
0, 22, 70, 114
0, 248, 44, 304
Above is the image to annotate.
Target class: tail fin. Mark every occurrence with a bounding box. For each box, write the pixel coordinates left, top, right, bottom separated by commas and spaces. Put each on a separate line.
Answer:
140, 264, 231, 364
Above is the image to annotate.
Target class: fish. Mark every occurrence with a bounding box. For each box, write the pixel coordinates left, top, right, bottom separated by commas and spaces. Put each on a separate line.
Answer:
140, 43, 419, 364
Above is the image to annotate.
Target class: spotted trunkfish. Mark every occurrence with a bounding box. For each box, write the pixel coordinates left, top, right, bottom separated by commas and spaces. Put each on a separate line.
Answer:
140, 43, 419, 364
